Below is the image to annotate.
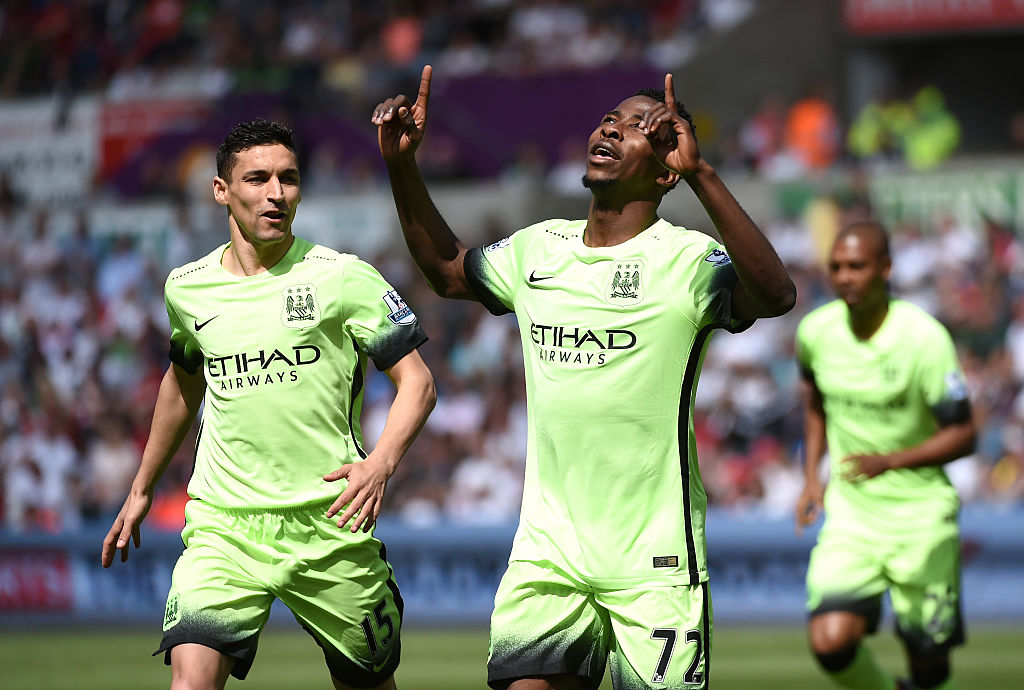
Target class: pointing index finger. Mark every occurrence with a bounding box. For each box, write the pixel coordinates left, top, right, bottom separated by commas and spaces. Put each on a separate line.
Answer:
415, 65, 433, 114
664, 73, 677, 109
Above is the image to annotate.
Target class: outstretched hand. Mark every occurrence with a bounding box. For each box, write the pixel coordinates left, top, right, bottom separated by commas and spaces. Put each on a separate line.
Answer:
639, 73, 701, 175
100, 491, 152, 567
372, 64, 432, 162
794, 480, 824, 536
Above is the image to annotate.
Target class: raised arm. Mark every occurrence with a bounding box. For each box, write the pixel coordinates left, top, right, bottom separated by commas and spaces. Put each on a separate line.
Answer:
324, 349, 436, 532
101, 363, 206, 567
641, 74, 796, 320
372, 65, 475, 301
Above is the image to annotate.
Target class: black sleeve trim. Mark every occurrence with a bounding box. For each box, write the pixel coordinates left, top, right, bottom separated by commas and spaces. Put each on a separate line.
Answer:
932, 397, 972, 427
372, 325, 429, 371
168, 341, 203, 375
711, 264, 754, 334
464, 247, 513, 316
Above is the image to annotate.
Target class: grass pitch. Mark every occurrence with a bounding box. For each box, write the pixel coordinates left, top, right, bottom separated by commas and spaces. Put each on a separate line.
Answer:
3, 624, 1022, 688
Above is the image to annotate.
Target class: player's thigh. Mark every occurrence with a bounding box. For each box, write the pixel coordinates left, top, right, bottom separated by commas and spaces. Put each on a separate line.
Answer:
159, 503, 275, 680
598, 581, 711, 690
277, 516, 404, 689
170, 642, 235, 690
806, 531, 887, 630
488, 560, 609, 690
886, 531, 965, 655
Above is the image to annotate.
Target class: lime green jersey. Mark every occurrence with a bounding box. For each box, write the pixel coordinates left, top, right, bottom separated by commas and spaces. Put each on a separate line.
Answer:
165, 237, 427, 509
795, 298, 970, 536
464, 218, 750, 588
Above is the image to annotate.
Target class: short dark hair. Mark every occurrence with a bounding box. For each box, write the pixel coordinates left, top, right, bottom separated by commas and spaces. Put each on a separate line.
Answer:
837, 220, 891, 259
216, 118, 297, 180
632, 88, 697, 139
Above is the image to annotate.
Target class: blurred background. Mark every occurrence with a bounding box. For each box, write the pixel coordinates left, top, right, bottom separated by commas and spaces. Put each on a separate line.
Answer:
1, 0, 1023, 687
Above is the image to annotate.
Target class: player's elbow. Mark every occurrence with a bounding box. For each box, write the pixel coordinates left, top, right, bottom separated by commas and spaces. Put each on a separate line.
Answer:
755, 279, 797, 318
424, 373, 438, 412
767, 280, 798, 317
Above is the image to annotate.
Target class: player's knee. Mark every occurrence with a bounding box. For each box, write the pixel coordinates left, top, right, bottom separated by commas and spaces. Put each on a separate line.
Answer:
813, 643, 859, 673
808, 619, 862, 658
909, 654, 950, 688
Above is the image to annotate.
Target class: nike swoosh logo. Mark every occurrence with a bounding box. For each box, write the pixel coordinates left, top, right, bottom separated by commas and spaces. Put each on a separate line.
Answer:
528, 270, 555, 283
195, 315, 219, 331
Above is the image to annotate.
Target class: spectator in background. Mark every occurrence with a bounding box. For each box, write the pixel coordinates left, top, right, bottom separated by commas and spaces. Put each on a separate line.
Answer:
82, 412, 139, 522
903, 85, 960, 171
739, 92, 786, 174
784, 80, 841, 173
847, 89, 915, 167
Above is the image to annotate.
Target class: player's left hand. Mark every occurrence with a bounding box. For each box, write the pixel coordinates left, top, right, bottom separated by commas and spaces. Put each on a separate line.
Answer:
324, 455, 394, 533
640, 73, 701, 175
841, 454, 893, 482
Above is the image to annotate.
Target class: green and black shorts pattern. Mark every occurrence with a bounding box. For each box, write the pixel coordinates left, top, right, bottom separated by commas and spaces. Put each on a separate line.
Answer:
488, 560, 712, 689
157, 499, 403, 686
806, 525, 964, 655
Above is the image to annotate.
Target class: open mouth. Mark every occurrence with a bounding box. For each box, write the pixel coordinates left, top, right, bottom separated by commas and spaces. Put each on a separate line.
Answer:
589, 142, 619, 162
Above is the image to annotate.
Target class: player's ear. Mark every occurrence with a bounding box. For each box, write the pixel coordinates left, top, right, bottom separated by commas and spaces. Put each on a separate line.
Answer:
656, 169, 680, 190
212, 176, 229, 206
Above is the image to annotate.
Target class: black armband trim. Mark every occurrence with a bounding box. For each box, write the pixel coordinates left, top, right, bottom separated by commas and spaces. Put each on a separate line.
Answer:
168, 342, 203, 375
464, 248, 513, 316
932, 398, 972, 427
710, 264, 754, 334
370, 325, 429, 372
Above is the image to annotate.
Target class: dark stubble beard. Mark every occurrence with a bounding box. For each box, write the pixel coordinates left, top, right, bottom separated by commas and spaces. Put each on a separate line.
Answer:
581, 173, 614, 190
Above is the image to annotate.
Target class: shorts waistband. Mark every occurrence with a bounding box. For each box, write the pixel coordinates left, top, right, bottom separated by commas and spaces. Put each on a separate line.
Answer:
197, 496, 336, 517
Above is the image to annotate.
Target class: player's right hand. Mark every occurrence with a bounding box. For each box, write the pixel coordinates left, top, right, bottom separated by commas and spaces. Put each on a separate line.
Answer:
794, 481, 824, 535
372, 64, 432, 162
100, 490, 152, 567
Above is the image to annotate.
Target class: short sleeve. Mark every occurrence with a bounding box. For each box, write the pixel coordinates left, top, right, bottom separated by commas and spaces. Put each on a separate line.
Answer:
341, 258, 428, 371
794, 315, 815, 380
685, 244, 754, 333
165, 287, 204, 375
917, 323, 971, 426
463, 232, 525, 316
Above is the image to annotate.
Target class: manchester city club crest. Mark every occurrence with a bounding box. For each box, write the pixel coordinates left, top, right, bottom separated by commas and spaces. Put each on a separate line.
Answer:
606, 259, 645, 306
281, 283, 321, 329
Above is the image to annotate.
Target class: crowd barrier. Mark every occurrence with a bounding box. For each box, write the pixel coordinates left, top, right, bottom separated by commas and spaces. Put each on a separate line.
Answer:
2, 507, 1022, 627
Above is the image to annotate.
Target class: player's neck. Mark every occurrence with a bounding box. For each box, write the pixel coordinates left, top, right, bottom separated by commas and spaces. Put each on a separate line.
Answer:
223, 228, 295, 276
848, 299, 890, 340
584, 200, 660, 247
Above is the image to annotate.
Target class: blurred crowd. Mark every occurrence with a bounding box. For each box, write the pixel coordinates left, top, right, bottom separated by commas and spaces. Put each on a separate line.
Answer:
1, 167, 1023, 535
0, 0, 752, 104
1, 0, 1023, 535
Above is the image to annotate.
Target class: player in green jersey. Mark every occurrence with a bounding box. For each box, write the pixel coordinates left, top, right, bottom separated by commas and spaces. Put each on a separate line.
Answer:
795, 221, 976, 690
100, 119, 436, 690
372, 66, 795, 690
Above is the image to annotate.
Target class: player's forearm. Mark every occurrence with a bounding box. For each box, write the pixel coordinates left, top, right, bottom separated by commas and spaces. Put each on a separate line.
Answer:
372, 361, 436, 474
683, 160, 795, 317
887, 421, 976, 471
802, 381, 827, 484
803, 431, 826, 485
130, 366, 204, 495
385, 157, 473, 300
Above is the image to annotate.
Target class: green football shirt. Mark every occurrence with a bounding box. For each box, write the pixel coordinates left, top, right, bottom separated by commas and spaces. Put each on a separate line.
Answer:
165, 237, 427, 509
464, 218, 750, 588
795, 298, 970, 537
